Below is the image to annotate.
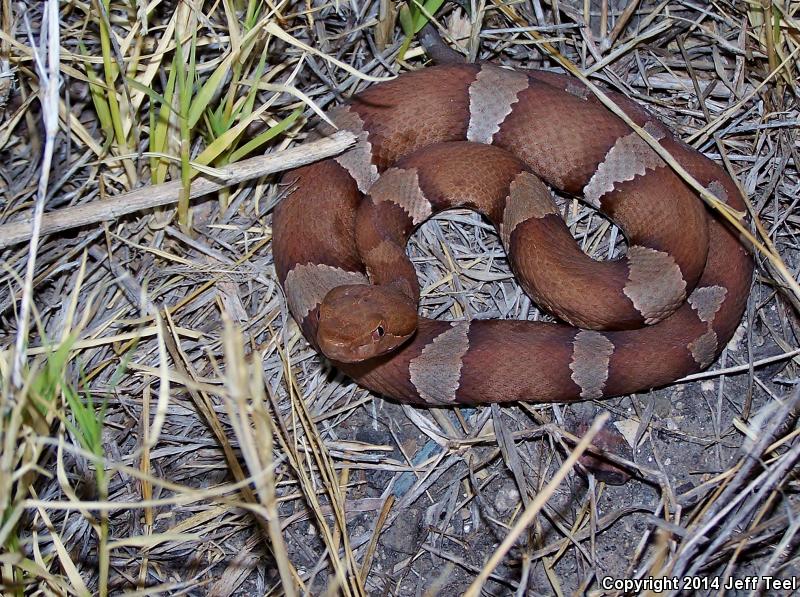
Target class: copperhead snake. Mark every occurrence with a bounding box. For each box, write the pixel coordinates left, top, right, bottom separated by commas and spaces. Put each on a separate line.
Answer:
273, 63, 753, 406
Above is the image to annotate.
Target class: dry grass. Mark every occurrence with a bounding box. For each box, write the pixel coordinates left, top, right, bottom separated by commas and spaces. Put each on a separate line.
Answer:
1, 0, 800, 594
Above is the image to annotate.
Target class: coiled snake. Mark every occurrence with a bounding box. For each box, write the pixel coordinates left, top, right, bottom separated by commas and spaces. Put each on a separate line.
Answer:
273, 63, 753, 406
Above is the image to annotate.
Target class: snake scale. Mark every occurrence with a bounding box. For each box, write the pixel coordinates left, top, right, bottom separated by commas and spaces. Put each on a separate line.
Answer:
272, 63, 753, 406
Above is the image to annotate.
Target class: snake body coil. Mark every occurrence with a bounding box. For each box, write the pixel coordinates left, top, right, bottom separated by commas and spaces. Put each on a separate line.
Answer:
273, 64, 753, 406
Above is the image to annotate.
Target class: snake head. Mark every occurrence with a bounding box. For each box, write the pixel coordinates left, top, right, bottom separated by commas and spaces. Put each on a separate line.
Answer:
316, 284, 417, 363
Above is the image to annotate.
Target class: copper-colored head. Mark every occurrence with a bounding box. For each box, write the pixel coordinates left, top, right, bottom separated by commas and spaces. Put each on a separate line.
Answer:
316, 284, 417, 363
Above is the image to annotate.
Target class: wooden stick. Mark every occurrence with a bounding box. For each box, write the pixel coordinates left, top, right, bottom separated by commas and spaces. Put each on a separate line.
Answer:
0, 131, 356, 249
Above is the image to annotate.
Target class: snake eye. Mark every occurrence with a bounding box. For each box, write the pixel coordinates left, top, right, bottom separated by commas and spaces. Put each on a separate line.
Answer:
372, 325, 385, 342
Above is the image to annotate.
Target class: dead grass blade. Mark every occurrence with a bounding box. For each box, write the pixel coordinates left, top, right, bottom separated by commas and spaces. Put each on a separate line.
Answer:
0, 131, 355, 248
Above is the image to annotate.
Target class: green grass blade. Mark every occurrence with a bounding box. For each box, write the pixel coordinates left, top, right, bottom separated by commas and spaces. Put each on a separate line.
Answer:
124, 77, 175, 117
187, 51, 237, 128
413, 0, 445, 32
151, 56, 178, 184
228, 108, 301, 162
